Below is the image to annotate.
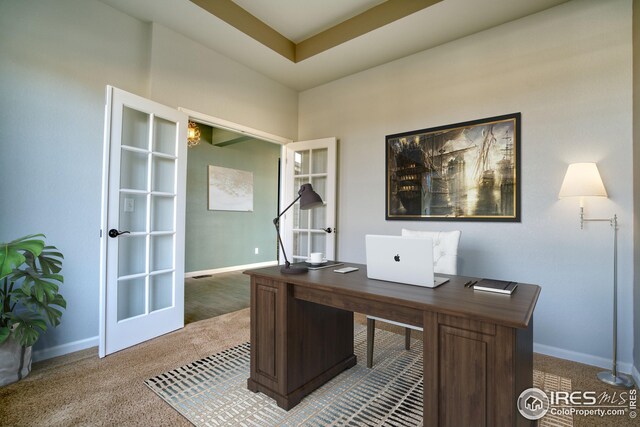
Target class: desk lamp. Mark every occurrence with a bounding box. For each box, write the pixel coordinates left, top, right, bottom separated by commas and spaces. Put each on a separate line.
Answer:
274, 183, 323, 274
559, 162, 633, 388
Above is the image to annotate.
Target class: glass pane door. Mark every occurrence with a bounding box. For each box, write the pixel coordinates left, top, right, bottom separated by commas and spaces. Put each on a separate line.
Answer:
116, 107, 178, 321
101, 86, 187, 357
283, 138, 336, 263
291, 148, 329, 261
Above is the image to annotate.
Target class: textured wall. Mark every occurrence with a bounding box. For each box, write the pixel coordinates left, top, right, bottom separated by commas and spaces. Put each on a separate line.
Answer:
0, 0, 297, 355
0, 0, 152, 354
299, 0, 635, 371
148, 24, 298, 141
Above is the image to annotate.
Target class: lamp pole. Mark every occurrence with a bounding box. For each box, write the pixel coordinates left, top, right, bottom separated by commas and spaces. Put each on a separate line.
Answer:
582, 213, 633, 388
559, 163, 633, 388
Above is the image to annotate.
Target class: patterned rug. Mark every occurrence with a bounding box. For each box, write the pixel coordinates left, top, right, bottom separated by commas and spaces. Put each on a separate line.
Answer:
535, 370, 574, 427
146, 326, 573, 426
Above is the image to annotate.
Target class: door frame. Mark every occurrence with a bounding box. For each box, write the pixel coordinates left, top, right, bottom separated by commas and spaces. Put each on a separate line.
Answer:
179, 108, 293, 147
98, 87, 113, 357
177, 118, 338, 267
177, 108, 294, 268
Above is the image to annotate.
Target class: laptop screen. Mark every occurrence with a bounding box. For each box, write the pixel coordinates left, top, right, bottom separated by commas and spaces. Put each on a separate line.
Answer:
365, 235, 448, 288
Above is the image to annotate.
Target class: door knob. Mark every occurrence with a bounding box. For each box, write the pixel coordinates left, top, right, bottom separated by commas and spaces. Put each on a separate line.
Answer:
108, 229, 131, 238
322, 227, 334, 234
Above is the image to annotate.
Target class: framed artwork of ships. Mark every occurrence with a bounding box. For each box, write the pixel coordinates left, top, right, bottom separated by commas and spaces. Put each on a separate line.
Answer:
386, 113, 521, 222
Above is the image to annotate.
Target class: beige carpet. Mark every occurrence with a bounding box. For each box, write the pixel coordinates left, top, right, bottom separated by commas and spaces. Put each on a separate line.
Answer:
0, 308, 250, 427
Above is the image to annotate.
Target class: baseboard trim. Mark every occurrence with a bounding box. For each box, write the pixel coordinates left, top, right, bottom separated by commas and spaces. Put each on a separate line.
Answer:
534, 343, 634, 375
32, 335, 98, 362
185, 261, 278, 278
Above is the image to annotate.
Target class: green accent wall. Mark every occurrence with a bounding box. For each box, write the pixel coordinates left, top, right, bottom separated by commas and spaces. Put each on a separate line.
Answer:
185, 125, 280, 272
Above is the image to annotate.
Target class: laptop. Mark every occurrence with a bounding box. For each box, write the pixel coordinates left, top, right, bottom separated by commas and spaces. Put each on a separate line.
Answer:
365, 235, 449, 288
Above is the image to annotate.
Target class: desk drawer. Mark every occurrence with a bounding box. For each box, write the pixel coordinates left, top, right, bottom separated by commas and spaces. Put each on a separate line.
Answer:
294, 285, 423, 327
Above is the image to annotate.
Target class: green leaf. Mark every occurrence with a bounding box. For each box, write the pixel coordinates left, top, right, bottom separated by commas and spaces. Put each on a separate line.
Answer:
33, 276, 61, 303
12, 314, 47, 347
50, 293, 67, 309
0, 234, 65, 346
42, 305, 63, 327
0, 251, 25, 279
14, 324, 42, 348
13, 269, 62, 303
0, 326, 9, 344
37, 246, 63, 275
0, 234, 46, 279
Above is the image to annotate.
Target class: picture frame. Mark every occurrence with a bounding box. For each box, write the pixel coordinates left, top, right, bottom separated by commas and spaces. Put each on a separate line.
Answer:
208, 165, 254, 212
386, 113, 521, 222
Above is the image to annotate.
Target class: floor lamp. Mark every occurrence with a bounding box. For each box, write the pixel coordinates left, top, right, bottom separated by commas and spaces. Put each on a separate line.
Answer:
559, 163, 634, 388
274, 183, 324, 275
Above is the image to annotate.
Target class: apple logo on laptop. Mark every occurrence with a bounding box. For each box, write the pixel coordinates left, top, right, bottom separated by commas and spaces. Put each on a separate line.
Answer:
394, 254, 400, 262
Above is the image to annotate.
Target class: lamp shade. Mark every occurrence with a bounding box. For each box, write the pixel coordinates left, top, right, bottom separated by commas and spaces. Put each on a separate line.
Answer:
558, 163, 608, 198
298, 183, 324, 210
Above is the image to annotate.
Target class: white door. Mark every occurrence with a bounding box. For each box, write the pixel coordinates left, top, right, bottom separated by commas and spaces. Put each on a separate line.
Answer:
282, 138, 337, 263
99, 86, 188, 357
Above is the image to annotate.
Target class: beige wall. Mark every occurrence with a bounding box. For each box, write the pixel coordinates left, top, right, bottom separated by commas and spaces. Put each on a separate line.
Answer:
0, 0, 298, 357
148, 24, 298, 140
0, 0, 152, 354
299, 0, 635, 371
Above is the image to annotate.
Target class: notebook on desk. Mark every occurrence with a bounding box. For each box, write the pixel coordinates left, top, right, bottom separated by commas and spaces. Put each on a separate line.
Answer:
473, 279, 518, 295
365, 235, 449, 288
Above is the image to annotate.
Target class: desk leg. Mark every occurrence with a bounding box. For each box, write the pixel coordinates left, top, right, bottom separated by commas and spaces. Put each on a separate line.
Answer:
248, 277, 356, 410
423, 312, 439, 426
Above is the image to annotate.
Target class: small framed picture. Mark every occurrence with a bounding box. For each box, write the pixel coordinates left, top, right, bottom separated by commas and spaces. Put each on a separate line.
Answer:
208, 165, 254, 212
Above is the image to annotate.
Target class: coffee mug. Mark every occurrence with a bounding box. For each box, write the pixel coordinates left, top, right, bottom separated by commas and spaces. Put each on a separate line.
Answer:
310, 252, 324, 263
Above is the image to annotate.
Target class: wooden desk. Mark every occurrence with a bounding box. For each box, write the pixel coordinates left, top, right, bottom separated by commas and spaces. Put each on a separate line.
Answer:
245, 264, 540, 427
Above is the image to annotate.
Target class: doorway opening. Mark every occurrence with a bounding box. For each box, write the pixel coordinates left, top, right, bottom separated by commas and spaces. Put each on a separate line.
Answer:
182, 118, 286, 324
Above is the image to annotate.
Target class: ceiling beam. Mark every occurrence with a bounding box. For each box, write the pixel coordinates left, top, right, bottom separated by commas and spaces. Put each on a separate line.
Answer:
213, 135, 254, 147
189, 0, 296, 61
296, 0, 442, 62
189, 0, 442, 63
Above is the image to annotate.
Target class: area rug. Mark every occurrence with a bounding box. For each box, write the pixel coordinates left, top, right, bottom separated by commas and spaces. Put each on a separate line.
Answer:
535, 370, 573, 427
146, 326, 572, 426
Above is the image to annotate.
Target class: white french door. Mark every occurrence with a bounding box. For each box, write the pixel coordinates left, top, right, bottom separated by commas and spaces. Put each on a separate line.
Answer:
99, 86, 187, 357
282, 138, 337, 262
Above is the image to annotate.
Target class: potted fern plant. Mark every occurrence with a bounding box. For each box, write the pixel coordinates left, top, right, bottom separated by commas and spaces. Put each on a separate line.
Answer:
0, 234, 65, 386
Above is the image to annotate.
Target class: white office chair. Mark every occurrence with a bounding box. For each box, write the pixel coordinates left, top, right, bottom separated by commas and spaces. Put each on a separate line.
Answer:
366, 229, 461, 368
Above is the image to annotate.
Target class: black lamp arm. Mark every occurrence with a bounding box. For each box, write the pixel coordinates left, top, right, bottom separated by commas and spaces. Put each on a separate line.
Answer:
274, 193, 302, 223
273, 193, 302, 269
273, 218, 290, 268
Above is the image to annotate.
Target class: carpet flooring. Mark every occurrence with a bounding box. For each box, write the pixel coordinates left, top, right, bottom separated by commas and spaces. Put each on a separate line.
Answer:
0, 309, 250, 427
